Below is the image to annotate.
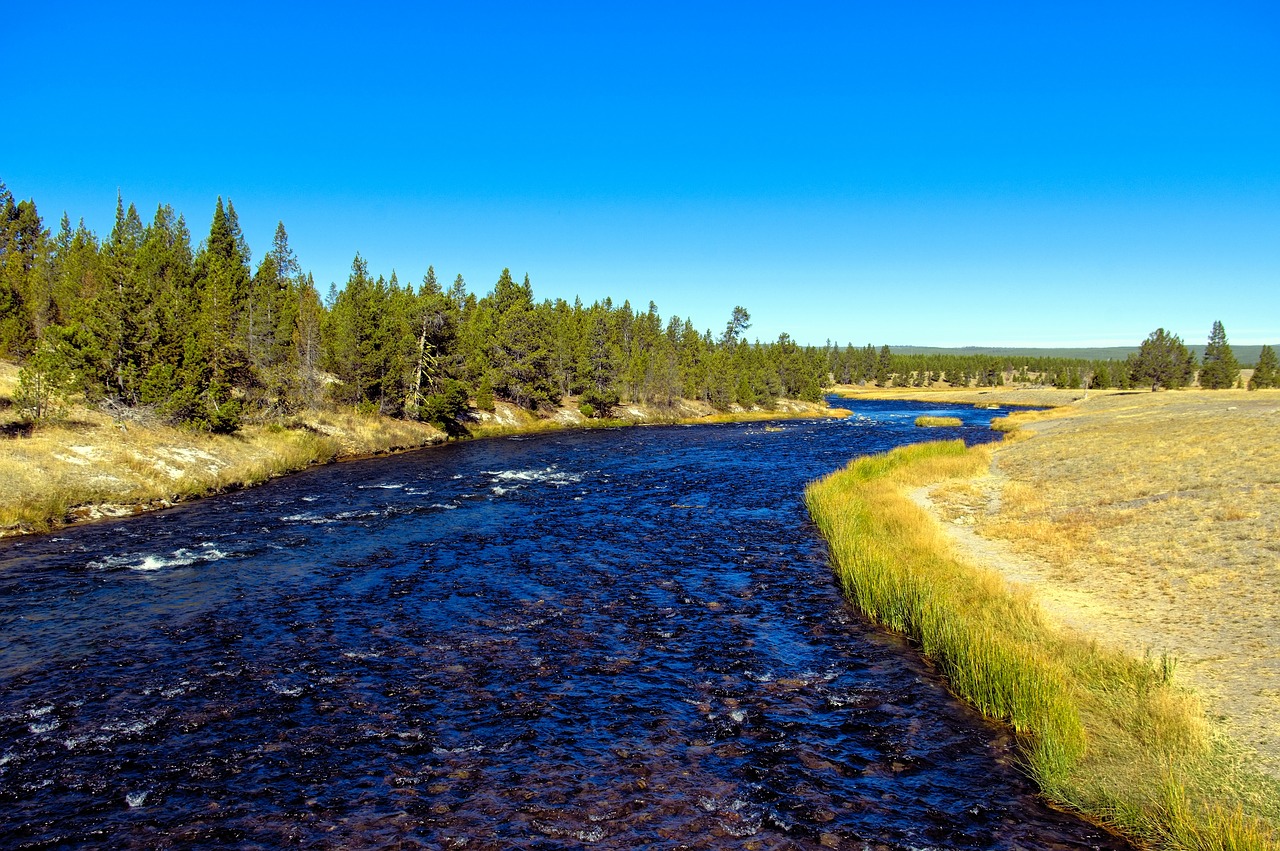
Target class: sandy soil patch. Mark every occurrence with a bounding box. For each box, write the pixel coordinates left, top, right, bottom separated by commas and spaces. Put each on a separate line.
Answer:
920, 389, 1280, 778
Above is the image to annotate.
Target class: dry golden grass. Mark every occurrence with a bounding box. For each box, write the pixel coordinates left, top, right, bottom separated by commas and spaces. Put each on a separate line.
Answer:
915, 415, 963, 427
921, 388, 1280, 782
0, 397, 445, 535
808, 439, 1280, 849
0, 360, 19, 398
684, 403, 850, 425
468, 397, 849, 438
0, 361, 846, 536
832, 383, 1109, 408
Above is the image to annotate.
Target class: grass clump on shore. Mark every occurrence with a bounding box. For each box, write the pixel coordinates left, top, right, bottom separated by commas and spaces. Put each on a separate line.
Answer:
914, 415, 963, 427
806, 439, 1280, 850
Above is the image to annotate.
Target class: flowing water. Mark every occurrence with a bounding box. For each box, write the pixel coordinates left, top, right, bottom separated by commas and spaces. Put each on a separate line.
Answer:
0, 400, 1128, 849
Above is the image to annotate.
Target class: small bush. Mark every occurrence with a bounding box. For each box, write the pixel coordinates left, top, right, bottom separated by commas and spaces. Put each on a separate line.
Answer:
581, 386, 619, 418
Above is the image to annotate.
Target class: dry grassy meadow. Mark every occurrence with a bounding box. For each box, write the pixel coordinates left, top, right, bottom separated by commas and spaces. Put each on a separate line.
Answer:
0, 360, 843, 536
0, 361, 449, 534
841, 384, 1280, 780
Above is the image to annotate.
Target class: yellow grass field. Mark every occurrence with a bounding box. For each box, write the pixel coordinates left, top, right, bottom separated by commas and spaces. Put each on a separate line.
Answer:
816, 384, 1280, 847
808, 429, 1280, 849
842, 383, 1280, 778
950, 390, 1280, 777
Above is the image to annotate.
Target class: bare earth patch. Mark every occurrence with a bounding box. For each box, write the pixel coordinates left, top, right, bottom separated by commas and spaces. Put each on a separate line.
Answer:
920, 389, 1280, 779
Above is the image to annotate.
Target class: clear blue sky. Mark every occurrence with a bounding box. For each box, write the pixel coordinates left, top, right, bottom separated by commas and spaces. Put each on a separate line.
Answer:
7, 1, 1278, 347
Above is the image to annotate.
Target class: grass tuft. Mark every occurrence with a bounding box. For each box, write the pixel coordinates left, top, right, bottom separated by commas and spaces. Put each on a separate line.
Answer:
915, 415, 963, 427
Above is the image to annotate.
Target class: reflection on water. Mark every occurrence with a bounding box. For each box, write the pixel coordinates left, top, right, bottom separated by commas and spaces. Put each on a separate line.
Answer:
0, 401, 1127, 848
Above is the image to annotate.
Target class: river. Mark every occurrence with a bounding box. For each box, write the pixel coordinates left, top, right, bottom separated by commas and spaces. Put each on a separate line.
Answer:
0, 399, 1127, 849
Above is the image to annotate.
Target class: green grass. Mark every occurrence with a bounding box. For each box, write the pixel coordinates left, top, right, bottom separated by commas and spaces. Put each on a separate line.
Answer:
805, 440, 1280, 850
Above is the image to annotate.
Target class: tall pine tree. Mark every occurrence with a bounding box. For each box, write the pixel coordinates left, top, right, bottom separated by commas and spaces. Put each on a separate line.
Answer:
1198, 320, 1240, 389
1248, 344, 1278, 390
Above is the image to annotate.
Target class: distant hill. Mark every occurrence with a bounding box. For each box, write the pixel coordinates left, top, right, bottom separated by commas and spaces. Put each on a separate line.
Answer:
888, 344, 1273, 366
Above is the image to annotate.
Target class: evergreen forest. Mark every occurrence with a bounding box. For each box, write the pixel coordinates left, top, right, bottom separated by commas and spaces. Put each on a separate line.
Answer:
0, 182, 1269, 434
0, 184, 833, 433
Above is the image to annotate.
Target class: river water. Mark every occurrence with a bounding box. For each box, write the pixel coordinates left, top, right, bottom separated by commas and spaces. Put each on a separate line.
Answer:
0, 399, 1128, 849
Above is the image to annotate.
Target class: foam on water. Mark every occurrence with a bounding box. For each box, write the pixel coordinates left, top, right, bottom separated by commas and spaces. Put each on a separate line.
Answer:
484, 466, 585, 486
281, 511, 329, 523
89, 542, 229, 572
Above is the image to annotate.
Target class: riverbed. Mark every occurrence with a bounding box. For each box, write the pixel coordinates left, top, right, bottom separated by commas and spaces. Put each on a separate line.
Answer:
0, 400, 1126, 849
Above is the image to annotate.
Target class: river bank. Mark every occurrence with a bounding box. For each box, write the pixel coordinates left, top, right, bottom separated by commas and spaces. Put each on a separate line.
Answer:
808, 388, 1280, 848
0, 361, 844, 537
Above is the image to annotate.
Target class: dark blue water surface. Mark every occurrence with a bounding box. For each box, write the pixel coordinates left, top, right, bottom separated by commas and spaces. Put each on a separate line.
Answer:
0, 399, 1127, 849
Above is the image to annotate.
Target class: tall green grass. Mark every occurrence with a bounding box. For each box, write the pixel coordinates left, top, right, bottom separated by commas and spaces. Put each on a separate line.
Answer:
806, 440, 1280, 850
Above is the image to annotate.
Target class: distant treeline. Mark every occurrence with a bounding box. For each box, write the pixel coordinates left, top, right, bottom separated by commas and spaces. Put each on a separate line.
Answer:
0, 182, 830, 431
886, 344, 1273, 364
828, 323, 1275, 392
825, 345, 1133, 389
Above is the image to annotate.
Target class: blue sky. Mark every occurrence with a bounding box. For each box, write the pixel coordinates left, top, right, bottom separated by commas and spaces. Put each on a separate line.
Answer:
7, 1, 1278, 347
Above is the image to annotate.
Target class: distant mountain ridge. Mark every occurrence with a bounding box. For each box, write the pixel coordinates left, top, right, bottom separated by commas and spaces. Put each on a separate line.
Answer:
888, 344, 1272, 365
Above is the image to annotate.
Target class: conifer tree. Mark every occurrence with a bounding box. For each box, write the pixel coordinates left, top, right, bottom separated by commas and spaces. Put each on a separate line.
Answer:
1198, 320, 1240, 389
293, 274, 325, 407
324, 254, 392, 408
134, 205, 195, 406
875, 344, 892, 386
15, 330, 75, 421
0, 182, 50, 357
488, 270, 555, 409
1249, 344, 1278, 390
722, 305, 751, 346
1129, 328, 1195, 391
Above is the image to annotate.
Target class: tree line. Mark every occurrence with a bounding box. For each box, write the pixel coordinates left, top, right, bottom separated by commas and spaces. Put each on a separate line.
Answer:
4, 182, 1273, 431
823, 323, 1274, 392
0, 182, 830, 432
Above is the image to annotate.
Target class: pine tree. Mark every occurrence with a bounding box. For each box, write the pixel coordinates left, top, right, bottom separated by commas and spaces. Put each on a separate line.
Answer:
0, 182, 50, 358
293, 274, 325, 407
1249, 344, 1278, 390
1130, 328, 1195, 391
324, 254, 392, 408
134, 205, 195, 406
14, 327, 77, 421
1198, 320, 1240, 389
721, 305, 751, 347
488, 270, 555, 409
875, 344, 892, 386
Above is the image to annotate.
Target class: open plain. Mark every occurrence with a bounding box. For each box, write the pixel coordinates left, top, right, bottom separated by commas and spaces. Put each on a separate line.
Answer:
842, 385, 1280, 778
